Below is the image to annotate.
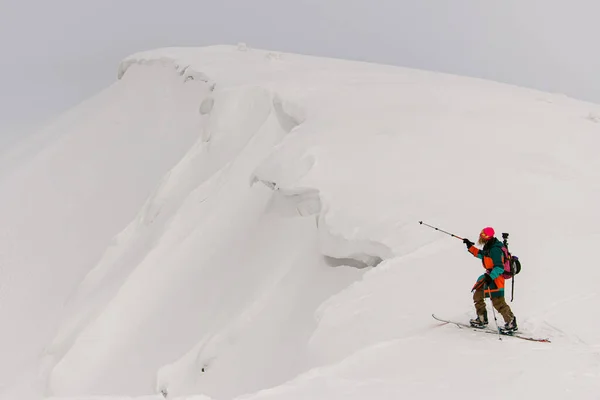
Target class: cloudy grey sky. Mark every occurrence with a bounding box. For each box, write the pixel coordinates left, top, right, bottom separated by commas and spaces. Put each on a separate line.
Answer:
1, 0, 599, 147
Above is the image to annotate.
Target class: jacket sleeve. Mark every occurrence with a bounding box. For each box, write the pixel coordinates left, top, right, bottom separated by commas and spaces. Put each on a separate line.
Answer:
468, 246, 483, 259
488, 246, 504, 279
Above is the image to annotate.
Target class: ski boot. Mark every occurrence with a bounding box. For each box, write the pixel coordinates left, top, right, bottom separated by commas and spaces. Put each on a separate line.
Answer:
500, 316, 518, 334
469, 313, 488, 329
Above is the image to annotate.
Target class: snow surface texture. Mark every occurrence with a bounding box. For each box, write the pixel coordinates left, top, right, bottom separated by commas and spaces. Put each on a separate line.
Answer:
2, 45, 600, 400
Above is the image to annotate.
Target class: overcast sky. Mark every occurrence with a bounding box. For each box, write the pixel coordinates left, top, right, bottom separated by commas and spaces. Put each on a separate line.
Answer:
1, 0, 599, 147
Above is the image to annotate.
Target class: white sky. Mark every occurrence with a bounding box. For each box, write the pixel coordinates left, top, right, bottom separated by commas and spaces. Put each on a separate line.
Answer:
1, 0, 599, 147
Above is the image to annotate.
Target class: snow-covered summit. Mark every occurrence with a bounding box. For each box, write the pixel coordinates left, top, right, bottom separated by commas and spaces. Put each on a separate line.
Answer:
1, 44, 599, 400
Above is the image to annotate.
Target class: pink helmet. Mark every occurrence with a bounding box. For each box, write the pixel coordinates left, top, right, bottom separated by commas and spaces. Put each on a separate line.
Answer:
480, 227, 495, 240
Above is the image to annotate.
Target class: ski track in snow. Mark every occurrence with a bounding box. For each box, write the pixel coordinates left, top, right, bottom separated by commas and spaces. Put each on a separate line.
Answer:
1, 45, 600, 400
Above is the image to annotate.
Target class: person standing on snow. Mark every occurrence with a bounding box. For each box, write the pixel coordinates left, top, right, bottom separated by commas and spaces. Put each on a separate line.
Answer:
462, 227, 517, 332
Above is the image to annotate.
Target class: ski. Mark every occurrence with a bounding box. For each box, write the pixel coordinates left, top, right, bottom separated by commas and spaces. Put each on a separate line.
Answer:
432, 314, 551, 343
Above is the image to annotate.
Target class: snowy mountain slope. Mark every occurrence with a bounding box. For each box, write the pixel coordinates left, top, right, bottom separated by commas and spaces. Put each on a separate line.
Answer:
0, 63, 206, 392
2, 45, 600, 400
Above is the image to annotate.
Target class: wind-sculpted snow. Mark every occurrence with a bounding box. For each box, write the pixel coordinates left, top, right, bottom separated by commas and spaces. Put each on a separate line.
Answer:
2, 45, 600, 400
45, 83, 274, 390
39, 62, 373, 398
0, 61, 205, 396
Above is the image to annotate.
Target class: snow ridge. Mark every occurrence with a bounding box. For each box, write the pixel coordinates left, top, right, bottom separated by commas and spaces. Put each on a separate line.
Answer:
35, 54, 386, 399
3, 45, 600, 400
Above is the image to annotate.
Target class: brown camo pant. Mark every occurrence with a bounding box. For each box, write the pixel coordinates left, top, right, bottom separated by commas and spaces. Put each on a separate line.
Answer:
473, 287, 514, 323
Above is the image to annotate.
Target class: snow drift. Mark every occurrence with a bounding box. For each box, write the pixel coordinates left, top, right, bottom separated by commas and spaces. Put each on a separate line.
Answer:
1, 45, 600, 400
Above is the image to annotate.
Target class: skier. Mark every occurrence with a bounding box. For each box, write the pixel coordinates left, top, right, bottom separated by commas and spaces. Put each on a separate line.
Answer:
463, 227, 517, 332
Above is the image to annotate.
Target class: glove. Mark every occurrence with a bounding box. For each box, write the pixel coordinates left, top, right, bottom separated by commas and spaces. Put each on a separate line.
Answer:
463, 238, 474, 249
483, 274, 493, 285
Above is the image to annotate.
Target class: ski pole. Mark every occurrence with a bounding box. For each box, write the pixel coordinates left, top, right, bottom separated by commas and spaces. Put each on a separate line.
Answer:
418, 221, 464, 240
488, 295, 502, 341
511, 275, 515, 302
502, 233, 515, 302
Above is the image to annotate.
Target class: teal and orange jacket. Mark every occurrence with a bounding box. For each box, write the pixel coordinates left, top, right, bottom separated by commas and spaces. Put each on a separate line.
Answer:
468, 237, 506, 298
